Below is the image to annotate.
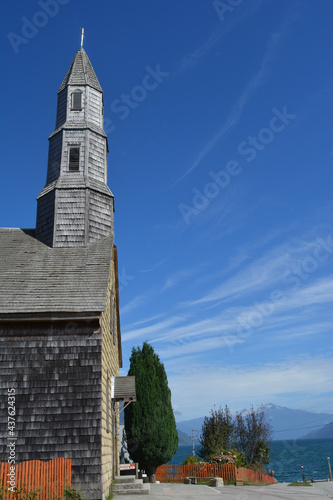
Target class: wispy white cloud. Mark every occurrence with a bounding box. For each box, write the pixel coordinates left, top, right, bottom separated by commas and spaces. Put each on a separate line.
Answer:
121, 230, 333, 362
120, 294, 148, 315
121, 273, 333, 359
185, 237, 332, 306
122, 315, 187, 342
123, 312, 167, 330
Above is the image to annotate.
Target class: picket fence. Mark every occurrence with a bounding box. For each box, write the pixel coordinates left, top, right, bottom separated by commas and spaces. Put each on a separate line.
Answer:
156, 463, 274, 484
0, 458, 71, 500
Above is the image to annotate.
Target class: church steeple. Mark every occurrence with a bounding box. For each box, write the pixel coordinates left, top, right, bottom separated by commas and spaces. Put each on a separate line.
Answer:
36, 46, 114, 247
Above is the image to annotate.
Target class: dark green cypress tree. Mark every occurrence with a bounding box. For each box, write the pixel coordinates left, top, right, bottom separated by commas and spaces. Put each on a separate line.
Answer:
124, 342, 178, 482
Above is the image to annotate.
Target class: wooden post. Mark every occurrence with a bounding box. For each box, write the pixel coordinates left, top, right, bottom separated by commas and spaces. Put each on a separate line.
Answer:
328, 457, 332, 481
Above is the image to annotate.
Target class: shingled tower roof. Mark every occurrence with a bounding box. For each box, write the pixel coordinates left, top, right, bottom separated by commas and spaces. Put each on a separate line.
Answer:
58, 47, 102, 93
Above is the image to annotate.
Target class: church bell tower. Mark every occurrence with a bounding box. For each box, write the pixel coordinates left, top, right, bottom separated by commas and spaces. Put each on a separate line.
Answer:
36, 45, 113, 247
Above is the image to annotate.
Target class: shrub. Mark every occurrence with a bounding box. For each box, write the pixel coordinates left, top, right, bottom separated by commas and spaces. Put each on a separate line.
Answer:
64, 487, 86, 500
183, 455, 203, 465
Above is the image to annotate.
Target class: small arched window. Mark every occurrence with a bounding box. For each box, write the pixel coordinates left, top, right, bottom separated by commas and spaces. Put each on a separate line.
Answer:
71, 90, 82, 110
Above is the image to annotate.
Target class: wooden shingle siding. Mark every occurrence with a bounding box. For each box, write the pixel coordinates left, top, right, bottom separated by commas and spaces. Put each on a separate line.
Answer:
55, 88, 68, 129
35, 190, 55, 246
88, 134, 106, 182
54, 190, 86, 246
88, 89, 102, 127
46, 132, 63, 184
89, 191, 113, 243
0, 331, 103, 500
100, 255, 121, 499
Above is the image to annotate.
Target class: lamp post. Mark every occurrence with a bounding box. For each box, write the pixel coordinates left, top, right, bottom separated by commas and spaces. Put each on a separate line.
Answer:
328, 457, 332, 481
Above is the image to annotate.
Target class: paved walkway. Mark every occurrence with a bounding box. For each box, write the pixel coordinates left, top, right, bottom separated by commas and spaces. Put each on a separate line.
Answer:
113, 481, 333, 499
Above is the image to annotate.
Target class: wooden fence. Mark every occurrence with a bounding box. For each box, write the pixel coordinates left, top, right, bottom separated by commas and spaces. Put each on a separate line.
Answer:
236, 466, 275, 484
156, 463, 236, 482
0, 458, 71, 500
156, 463, 274, 484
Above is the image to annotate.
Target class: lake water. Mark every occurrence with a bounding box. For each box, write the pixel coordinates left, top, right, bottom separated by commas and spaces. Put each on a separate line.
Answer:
168, 438, 333, 483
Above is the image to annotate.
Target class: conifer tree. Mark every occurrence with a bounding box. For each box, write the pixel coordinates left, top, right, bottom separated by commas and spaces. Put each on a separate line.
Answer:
124, 342, 178, 482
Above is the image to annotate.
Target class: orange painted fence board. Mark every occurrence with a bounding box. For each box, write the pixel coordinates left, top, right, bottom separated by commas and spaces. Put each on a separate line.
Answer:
0, 458, 71, 500
156, 463, 274, 484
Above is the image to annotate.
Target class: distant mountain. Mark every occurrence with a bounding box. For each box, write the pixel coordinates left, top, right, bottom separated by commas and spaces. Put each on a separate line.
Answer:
263, 403, 333, 440
177, 429, 192, 447
176, 404, 333, 441
300, 420, 333, 439
176, 417, 205, 437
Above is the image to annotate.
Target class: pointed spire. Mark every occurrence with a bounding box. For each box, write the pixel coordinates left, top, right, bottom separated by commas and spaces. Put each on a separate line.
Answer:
58, 48, 102, 93
80, 28, 84, 48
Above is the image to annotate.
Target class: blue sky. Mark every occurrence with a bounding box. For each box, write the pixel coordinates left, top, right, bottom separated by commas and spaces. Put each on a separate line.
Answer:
1, 0, 332, 421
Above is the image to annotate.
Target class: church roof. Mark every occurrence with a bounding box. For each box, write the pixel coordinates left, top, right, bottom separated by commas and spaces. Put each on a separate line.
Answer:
0, 229, 113, 317
58, 48, 103, 93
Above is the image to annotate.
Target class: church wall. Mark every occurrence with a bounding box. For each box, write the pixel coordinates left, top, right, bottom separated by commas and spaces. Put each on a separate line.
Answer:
100, 256, 121, 500
0, 327, 103, 500
88, 133, 107, 182
36, 190, 55, 246
47, 131, 63, 184
88, 88, 102, 128
55, 88, 68, 129
89, 191, 114, 243
53, 189, 86, 246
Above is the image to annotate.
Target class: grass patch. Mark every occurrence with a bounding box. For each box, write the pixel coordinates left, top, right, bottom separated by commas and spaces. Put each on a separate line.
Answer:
288, 480, 312, 487
106, 484, 114, 500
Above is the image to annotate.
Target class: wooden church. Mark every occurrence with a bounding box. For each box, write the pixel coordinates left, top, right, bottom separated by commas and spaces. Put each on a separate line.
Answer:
0, 42, 135, 500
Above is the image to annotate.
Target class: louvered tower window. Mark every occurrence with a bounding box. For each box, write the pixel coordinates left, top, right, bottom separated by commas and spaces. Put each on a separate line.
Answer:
71, 90, 82, 110
69, 147, 80, 171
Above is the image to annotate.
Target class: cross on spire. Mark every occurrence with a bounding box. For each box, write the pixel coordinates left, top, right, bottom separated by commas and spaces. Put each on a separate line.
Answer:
80, 28, 84, 48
